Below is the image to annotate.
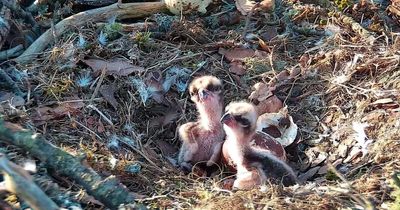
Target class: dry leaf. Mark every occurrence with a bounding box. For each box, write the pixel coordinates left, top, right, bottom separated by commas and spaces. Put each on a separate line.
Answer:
371, 98, 393, 105
260, 26, 278, 41
31, 101, 84, 123
337, 144, 348, 158
276, 70, 290, 81
97, 120, 105, 133
218, 48, 255, 62
249, 82, 273, 102
235, 0, 256, 16
235, 0, 275, 15
100, 85, 118, 110
82, 58, 144, 76
252, 95, 283, 116
229, 61, 247, 75
144, 71, 168, 105
154, 139, 178, 157
149, 108, 180, 128
310, 153, 327, 168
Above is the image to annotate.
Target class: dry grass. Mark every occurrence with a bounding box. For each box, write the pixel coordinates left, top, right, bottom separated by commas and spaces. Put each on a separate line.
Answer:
1, 0, 400, 209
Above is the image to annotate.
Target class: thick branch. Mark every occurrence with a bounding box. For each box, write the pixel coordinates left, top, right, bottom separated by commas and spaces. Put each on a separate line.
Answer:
15, 2, 167, 64
0, 44, 24, 60
0, 120, 145, 209
0, 154, 59, 210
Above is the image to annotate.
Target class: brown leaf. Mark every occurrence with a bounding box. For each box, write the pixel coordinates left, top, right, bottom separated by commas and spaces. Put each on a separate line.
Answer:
254, 95, 283, 116
100, 85, 118, 110
260, 26, 278, 41
154, 139, 178, 157
299, 54, 310, 70
258, 39, 271, 52
276, 70, 290, 81
149, 108, 180, 128
259, 0, 275, 12
229, 61, 246, 75
249, 82, 273, 102
31, 101, 84, 123
144, 71, 168, 105
219, 48, 255, 62
82, 58, 144, 76
97, 121, 105, 133
289, 67, 301, 78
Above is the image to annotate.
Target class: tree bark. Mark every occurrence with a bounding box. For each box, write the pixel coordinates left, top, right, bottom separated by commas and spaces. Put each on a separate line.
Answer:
0, 154, 59, 210
0, 120, 146, 209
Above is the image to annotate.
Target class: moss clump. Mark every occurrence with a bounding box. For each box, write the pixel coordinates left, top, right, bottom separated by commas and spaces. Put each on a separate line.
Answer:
333, 0, 353, 11
104, 23, 123, 40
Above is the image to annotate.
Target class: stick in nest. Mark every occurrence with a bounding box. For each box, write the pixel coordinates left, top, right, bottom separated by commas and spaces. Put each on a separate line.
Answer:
15, 2, 167, 64
0, 153, 59, 210
0, 120, 145, 209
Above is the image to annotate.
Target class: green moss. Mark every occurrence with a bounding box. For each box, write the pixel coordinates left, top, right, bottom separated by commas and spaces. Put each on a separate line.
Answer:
134, 31, 152, 47
325, 170, 341, 181
243, 58, 286, 74
332, 0, 353, 11
390, 172, 400, 210
104, 23, 123, 40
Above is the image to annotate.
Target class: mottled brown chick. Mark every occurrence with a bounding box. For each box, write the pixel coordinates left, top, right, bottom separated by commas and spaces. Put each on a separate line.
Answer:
221, 101, 298, 190
178, 76, 225, 172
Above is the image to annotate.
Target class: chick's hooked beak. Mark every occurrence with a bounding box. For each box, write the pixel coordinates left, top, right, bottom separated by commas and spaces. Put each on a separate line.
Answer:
198, 88, 209, 101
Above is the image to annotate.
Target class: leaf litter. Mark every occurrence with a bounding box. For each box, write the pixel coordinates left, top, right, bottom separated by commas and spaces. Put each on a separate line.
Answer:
2, 1, 400, 210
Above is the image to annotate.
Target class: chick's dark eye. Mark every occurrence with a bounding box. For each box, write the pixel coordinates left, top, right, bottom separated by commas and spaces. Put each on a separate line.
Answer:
206, 84, 221, 92
234, 115, 251, 127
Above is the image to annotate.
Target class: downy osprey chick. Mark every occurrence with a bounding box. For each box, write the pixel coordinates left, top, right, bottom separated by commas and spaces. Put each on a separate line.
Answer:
178, 75, 225, 172
221, 101, 298, 189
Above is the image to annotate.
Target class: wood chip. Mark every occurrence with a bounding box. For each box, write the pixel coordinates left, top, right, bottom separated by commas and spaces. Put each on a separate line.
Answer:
298, 166, 320, 183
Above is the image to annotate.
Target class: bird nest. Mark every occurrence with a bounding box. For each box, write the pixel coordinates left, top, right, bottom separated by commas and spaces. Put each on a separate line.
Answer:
1, 1, 400, 209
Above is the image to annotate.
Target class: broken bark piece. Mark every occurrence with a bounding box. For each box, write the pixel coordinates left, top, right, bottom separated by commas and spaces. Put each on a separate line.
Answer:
0, 120, 145, 209
0, 154, 59, 210
298, 166, 320, 183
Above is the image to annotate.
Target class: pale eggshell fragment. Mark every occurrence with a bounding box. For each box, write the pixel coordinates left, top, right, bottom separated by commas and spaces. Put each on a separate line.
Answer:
256, 107, 298, 147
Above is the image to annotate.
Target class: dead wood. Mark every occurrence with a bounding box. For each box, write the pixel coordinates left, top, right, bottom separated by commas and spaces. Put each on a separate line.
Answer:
0, 120, 146, 209
0, 67, 24, 96
0, 4, 11, 49
332, 12, 375, 44
0, 153, 59, 210
74, 0, 117, 7
1, 0, 39, 32
0, 44, 24, 60
15, 2, 167, 64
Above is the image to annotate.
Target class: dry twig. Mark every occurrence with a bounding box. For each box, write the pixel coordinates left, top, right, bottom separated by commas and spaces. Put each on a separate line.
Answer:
0, 120, 145, 209
0, 153, 59, 210
15, 2, 167, 64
